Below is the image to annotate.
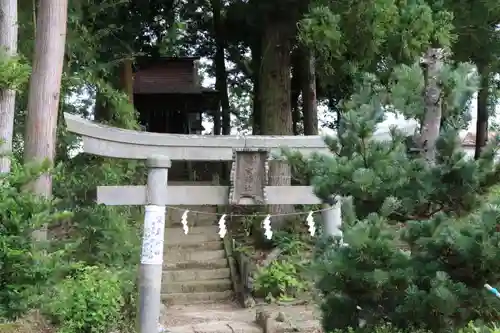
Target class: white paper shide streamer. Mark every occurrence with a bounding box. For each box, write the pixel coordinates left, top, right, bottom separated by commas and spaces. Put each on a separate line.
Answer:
140, 205, 166, 265
262, 214, 273, 239
218, 214, 227, 238
181, 210, 189, 234
306, 211, 316, 236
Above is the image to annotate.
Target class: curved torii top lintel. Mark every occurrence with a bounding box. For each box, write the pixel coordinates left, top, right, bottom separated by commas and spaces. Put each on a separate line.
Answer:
64, 113, 329, 160
63, 113, 412, 161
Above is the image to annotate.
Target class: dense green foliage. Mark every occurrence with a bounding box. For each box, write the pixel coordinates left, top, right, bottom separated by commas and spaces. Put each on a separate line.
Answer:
250, 220, 316, 302
45, 266, 125, 333
0, 50, 31, 91
0, 0, 499, 331
0, 157, 140, 332
0, 160, 68, 319
286, 57, 500, 332
254, 260, 307, 301
286, 60, 492, 220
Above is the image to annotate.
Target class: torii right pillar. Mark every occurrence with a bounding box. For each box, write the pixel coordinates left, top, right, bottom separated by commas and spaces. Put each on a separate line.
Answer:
322, 196, 343, 240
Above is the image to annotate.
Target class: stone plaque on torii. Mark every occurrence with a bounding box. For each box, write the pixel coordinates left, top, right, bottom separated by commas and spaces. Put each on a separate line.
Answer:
63, 113, 400, 333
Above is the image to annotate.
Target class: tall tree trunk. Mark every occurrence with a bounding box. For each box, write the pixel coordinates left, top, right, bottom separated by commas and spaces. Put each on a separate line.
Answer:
24, 0, 68, 240
94, 92, 111, 122
418, 48, 445, 165
213, 107, 221, 135
474, 65, 489, 159
211, 0, 230, 135
259, 21, 293, 220
251, 42, 262, 135
0, 0, 18, 173
328, 97, 342, 131
120, 58, 134, 105
291, 54, 301, 135
301, 49, 318, 135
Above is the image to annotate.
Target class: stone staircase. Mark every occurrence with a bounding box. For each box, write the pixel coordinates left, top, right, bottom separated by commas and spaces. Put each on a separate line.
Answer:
161, 205, 234, 305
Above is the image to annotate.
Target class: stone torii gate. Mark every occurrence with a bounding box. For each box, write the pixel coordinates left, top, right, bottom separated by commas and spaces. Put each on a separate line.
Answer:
64, 113, 353, 333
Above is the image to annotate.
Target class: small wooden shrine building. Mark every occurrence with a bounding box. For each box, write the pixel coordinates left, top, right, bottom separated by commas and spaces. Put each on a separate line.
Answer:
132, 57, 221, 181
133, 57, 220, 135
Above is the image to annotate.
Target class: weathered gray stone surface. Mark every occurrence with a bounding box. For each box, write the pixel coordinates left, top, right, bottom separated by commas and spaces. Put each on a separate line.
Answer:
164, 267, 230, 282
168, 321, 262, 333
165, 249, 226, 263
161, 291, 233, 306
64, 112, 414, 161
162, 303, 321, 333
163, 258, 228, 270
161, 206, 234, 306
165, 225, 221, 245
64, 112, 328, 160
97, 185, 321, 206
255, 307, 321, 333
230, 150, 268, 205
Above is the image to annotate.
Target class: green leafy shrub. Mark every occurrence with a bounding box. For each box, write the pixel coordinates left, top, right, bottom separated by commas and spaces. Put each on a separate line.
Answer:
53, 155, 142, 268
254, 260, 306, 301
52, 154, 142, 327
116, 269, 139, 328
0, 160, 70, 320
328, 322, 500, 333
0, 49, 31, 91
272, 229, 312, 257
331, 323, 433, 333
66, 205, 141, 268
0, 154, 140, 328
45, 265, 124, 333
458, 322, 500, 333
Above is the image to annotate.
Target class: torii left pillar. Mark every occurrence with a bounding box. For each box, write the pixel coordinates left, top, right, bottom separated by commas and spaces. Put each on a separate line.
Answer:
139, 156, 171, 333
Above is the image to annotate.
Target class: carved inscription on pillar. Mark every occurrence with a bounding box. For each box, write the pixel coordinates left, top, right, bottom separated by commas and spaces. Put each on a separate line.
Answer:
229, 149, 269, 205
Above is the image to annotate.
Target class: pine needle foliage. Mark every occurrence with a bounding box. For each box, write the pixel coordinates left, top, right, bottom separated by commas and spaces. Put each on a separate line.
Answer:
285, 58, 500, 332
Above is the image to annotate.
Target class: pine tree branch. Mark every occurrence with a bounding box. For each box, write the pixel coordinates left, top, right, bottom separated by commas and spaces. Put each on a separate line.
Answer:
360, 138, 369, 168
391, 203, 444, 221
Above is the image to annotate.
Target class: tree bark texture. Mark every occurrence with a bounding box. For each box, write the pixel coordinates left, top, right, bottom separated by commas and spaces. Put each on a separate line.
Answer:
290, 55, 301, 135
259, 21, 294, 218
0, 0, 18, 173
419, 48, 444, 165
211, 0, 231, 135
120, 58, 134, 105
251, 43, 262, 135
301, 49, 318, 135
94, 92, 111, 122
24, 0, 68, 240
474, 65, 489, 159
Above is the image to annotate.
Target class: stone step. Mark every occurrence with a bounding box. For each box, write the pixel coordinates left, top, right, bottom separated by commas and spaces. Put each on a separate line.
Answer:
167, 206, 217, 227
161, 291, 233, 306
163, 279, 232, 293
163, 258, 229, 270
163, 268, 230, 282
165, 249, 225, 263
165, 225, 219, 236
165, 240, 223, 251
165, 226, 221, 245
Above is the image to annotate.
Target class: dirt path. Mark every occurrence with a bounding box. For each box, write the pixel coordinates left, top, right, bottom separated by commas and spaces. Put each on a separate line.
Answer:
161, 302, 321, 333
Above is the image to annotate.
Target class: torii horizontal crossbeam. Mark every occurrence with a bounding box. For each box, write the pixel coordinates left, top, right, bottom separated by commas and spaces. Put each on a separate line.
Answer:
97, 185, 321, 205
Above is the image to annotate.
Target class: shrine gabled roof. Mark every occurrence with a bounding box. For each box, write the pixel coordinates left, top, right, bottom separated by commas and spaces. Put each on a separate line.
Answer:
133, 56, 205, 94
134, 56, 201, 69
